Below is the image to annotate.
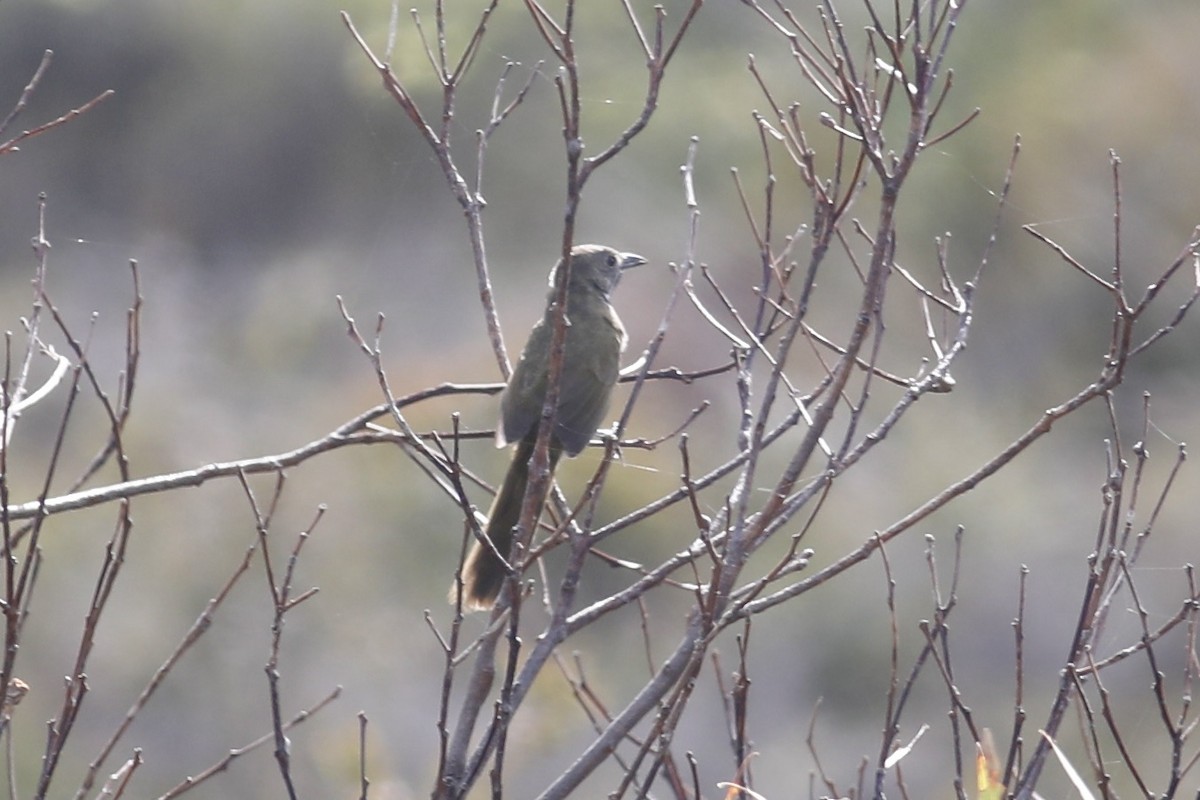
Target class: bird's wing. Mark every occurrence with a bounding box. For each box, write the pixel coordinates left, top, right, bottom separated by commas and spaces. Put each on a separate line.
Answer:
499, 303, 623, 456
555, 309, 622, 455
498, 319, 550, 447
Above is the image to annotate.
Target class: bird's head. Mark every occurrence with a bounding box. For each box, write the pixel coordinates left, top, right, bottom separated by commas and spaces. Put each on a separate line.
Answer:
553, 244, 646, 298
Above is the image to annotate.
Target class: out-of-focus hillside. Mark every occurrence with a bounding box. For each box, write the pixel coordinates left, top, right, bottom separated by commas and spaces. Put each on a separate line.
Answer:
0, 2, 1197, 798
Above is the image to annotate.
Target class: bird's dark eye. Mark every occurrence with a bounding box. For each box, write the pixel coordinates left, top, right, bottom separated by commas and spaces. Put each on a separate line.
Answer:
606, 254, 617, 267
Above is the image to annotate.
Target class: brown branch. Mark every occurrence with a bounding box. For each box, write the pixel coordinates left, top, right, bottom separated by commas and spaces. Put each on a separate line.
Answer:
72, 543, 258, 799
0, 88, 114, 157
156, 686, 341, 799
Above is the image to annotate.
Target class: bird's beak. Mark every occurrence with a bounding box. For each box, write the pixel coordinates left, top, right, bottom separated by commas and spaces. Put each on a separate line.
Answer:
620, 252, 647, 270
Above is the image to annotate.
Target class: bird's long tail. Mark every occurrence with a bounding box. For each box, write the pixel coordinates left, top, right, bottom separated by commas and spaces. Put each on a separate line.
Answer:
454, 437, 562, 610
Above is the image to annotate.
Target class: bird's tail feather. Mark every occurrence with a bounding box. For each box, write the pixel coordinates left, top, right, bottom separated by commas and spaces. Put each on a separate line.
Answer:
454, 437, 562, 611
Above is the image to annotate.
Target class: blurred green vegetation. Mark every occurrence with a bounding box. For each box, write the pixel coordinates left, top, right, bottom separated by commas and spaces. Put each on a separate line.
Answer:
0, 1, 1197, 798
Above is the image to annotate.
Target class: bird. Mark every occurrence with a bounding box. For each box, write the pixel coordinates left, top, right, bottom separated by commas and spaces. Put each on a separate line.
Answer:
452, 244, 645, 611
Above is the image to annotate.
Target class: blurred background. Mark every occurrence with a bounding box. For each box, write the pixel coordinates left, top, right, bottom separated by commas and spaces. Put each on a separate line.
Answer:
0, 1, 1198, 797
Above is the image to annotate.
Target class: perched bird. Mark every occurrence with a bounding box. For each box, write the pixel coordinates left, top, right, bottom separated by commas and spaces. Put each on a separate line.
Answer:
453, 244, 645, 611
